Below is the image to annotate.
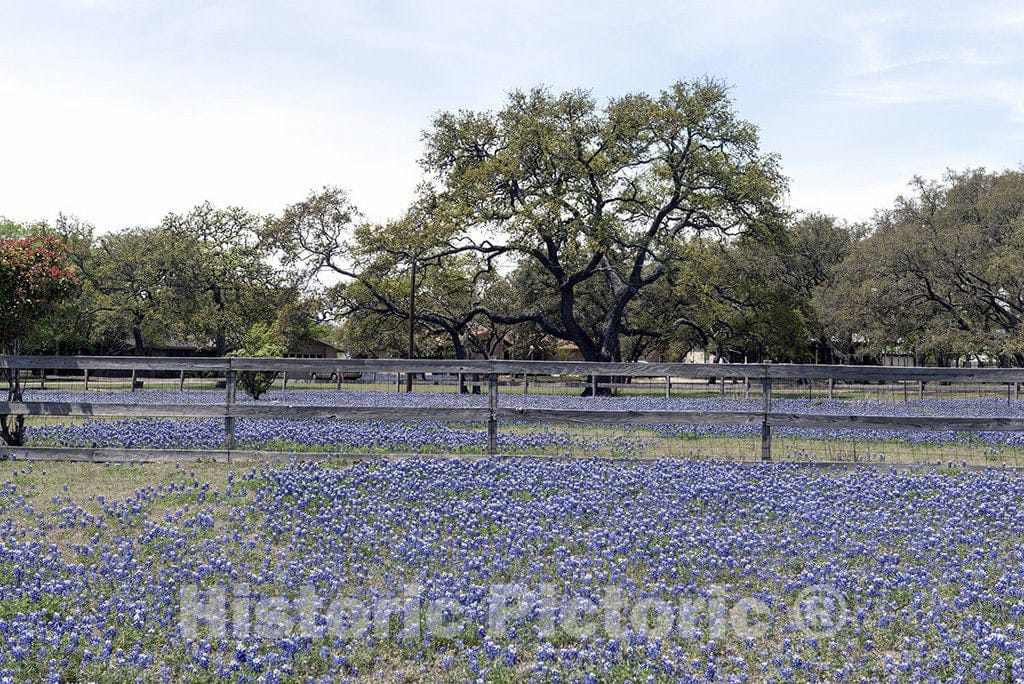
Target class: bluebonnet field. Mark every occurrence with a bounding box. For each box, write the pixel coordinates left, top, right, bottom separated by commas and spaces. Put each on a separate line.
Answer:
19, 389, 1024, 459
1, 458, 1023, 681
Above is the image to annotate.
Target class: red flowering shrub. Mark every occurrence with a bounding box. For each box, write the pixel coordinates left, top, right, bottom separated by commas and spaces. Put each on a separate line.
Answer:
0, 236, 78, 446
1, 236, 78, 347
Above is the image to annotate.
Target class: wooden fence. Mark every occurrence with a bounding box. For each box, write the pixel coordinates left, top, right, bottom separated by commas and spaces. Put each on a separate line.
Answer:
3, 355, 1024, 463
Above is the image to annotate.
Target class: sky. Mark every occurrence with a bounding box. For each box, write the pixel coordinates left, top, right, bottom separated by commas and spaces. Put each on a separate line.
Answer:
1, 0, 1022, 231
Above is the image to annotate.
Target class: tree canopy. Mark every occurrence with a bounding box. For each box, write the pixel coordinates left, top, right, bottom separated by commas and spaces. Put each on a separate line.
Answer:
0, 236, 78, 353
0, 235, 78, 445
3, 81, 1023, 370
421, 79, 787, 362
821, 169, 1024, 364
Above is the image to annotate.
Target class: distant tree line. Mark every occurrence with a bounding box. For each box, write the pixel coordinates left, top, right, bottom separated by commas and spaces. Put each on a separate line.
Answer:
3, 79, 1023, 368
0, 204, 326, 358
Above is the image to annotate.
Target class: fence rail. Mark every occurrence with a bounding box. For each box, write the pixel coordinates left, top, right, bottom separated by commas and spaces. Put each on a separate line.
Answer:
7, 354, 1024, 381
2, 356, 1024, 463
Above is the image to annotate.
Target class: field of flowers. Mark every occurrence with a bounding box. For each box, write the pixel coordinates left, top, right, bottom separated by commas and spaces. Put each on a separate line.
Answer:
18, 389, 1024, 463
1, 458, 1023, 681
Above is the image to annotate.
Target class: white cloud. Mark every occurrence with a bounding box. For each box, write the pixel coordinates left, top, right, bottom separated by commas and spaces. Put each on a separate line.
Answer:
824, 1, 1024, 121
0, 0, 1020, 229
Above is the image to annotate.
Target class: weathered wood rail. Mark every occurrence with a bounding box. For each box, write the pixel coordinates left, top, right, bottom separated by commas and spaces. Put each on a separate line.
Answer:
3, 356, 1024, 463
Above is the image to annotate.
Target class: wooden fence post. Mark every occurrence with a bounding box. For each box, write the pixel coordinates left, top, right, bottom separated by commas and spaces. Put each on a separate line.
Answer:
282, 372, 288, 391
487, 373, 498, 457
523, 373, 529, 394
83, 368, 90, 392
224, 369, 237, 463
39, 369, 45, 390
744, 376, 750, 400
665, 376, 671, 399
396, 373, 402, 393
590, 374, 597, 397
761, 375, 772, 462
130, 368, 138, 392
918, 381, 925, 400
1016, 382, 1020, 401
336, 370, 343, 391
179, 369, 185, 392
827, 377, 834, 400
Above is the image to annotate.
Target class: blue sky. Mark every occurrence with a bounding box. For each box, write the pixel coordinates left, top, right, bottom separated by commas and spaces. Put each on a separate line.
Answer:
1, 0, 1022, 230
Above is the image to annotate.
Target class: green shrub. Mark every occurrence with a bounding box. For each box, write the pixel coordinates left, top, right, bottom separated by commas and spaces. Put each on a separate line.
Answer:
233, 323, 286, 400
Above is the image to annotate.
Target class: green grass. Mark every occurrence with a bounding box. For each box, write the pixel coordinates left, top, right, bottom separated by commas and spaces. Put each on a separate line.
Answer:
0, 460, 236, 508
0, 593, 65, 620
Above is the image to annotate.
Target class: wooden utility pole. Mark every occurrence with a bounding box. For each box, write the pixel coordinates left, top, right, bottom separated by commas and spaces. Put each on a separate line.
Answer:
407, 259, 417, 393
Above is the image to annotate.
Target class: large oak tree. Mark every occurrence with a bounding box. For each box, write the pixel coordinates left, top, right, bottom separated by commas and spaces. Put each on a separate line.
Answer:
422, 79, 787, 363
820, 169, 1024, 364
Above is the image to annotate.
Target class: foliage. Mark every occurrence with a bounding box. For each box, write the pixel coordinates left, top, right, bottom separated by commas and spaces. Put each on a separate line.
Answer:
0, 235, 78, 445
821, 169, 1024, 364
670, 214, 858, 363
0, 235, 79, 350
233, 323, 286, 400
47, 205, 298, 357
329, 249, 494, 359
0, 217, 48, 240
273, 296, 329, 350
270, 188, 501, 360
422, 79, 787, 363
83, 226, 179, 355
261, 186, 363, 281
161, 202, 287, 356
3, 103, 1023, 370
0, 217, 93, 355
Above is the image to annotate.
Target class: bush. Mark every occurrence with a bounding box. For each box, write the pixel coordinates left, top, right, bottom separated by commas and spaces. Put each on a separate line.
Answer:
233, 323, 286, 400
1, 236, 77, 446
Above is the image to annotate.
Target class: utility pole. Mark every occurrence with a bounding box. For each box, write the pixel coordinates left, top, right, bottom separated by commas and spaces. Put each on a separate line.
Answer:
406, 258, 417, 392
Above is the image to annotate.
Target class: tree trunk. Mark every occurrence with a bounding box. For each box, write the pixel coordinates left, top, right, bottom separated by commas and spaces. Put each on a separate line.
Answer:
132, 327, 145, 356
0, 375, 25, 446
581, 293, 632, 396
450, 332, 473, 394
212, 283, 228, 356
571, 314, 616, 396
1, 341, 25, 448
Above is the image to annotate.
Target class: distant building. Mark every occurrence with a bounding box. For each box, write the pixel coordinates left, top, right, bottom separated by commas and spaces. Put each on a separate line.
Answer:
110, 337, 206, 358
881, 353, 916, 367
284, 337, 343, 359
